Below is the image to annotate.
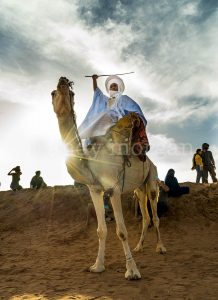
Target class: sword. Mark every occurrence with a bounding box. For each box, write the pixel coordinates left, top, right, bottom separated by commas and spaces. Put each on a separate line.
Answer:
85, 72, 135, 77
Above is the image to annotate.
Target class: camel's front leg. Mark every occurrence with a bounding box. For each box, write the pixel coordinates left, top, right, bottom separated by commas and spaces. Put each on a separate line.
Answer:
110, 190, 141, 280
89, 187, 107, 273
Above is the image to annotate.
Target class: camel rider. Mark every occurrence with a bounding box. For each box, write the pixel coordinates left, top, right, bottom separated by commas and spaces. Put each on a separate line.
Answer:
78, 74, 149, 153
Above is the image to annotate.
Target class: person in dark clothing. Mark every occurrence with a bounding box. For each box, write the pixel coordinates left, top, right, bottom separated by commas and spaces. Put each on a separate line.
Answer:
30, 171, 47, 189
157, 180, 169, 216
103, 190, 114, 222
8, 166, 23, 191
201, 143, 217, 184
165, 169, 189, 197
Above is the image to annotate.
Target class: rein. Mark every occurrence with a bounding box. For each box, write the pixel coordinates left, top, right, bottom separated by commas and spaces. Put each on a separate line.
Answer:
69, 91, 84, 153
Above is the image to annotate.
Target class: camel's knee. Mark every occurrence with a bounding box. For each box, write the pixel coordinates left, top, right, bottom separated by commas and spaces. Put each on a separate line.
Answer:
117, 230, 127, 241
144, 214, 151, 225
150, 190, 157, 200
152, 216, 160, 227
97, 226, 107, 240
116, 224, 127, 241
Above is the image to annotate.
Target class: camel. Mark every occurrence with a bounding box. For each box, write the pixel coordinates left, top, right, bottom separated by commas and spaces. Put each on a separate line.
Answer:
51, 77, 166, 280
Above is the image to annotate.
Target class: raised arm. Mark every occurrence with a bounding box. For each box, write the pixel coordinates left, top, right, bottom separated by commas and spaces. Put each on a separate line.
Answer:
8, 168, 14, 175
92, 74, 98, 91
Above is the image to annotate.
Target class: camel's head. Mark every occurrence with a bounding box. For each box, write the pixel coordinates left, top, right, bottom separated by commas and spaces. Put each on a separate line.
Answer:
52, 77, 75, 118
57, 77, 74, 94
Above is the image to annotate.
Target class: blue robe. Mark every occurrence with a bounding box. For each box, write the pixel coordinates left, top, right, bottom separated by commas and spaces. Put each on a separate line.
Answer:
78, 87, 147, 139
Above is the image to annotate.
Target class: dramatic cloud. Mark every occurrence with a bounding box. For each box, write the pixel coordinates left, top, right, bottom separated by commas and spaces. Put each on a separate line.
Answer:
195, 0, 218, 22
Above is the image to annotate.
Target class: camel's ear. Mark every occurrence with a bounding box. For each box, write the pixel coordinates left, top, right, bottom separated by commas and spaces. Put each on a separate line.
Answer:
51, 90, 56, 97
70, 90, 75, 97
70, 91, 75, 106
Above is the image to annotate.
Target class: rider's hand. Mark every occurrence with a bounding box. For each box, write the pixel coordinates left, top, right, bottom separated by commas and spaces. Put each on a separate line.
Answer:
92, 74, 98, 80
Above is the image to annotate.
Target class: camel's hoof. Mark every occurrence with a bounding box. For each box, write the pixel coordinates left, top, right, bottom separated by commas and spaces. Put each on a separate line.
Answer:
125, 270, 141, 280
133, 244, 143, 252
156, 245, 167, 254
89, 263, 105, 273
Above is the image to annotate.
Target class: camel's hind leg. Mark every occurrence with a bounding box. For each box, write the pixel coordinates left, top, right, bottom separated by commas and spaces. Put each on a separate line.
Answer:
147, 165, 166, 254
110, 189, 141, 280
88, 187, 107, 273
148, 188, 166, 254
133, 186, 151, 252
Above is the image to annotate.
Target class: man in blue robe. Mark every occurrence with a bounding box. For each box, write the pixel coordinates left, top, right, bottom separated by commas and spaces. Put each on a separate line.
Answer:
78, 74, 149, 151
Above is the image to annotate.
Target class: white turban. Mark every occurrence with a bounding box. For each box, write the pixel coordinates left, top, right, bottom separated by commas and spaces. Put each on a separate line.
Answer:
105, 75, 125, 94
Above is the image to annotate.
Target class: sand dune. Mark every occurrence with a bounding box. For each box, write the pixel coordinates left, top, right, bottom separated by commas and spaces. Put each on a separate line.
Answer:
0, 183, 217, 300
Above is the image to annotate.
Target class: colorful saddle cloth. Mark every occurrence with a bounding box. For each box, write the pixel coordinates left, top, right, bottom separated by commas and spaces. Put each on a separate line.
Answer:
109, 112, 149, 161
132, 116, 150, 161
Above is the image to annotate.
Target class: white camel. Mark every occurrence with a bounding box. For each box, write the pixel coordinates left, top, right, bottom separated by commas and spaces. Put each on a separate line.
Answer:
51, 77, 166, 280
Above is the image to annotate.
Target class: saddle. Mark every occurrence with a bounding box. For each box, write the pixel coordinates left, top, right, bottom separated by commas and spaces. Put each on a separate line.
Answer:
108, 112, 150, 161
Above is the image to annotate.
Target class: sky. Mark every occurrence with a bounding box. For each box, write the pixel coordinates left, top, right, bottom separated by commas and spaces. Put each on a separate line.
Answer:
0, 0, 218, 190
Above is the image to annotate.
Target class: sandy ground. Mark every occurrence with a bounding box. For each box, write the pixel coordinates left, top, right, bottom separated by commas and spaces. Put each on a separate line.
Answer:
0, 183, 218, 300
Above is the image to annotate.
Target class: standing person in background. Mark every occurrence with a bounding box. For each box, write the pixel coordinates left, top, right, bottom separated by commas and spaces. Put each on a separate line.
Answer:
201, 143, 217, 184
165, 169, 189, 197
8, 166, 22, 191
192, 149, 203, 183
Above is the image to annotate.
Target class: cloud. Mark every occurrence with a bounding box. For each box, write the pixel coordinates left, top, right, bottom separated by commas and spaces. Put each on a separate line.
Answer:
148, 133, 196, 182
76, 1, 218, 91
0, 28, 44, 75
194, 0, 218, 22
0, 0, 93, 80
0, 99, 28, 128
148, 114, 218, 146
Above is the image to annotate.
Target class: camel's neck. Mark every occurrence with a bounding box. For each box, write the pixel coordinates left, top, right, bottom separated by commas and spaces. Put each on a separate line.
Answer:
58, 114, 83, 156
52, 86, 98, 185
57, 110, 96, 186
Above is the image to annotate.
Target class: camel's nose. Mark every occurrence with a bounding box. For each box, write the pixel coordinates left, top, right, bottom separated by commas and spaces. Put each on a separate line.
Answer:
60, 84, 67, 88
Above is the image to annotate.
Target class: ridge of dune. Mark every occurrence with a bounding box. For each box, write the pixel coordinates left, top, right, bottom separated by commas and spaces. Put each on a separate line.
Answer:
0, 182, 217, 231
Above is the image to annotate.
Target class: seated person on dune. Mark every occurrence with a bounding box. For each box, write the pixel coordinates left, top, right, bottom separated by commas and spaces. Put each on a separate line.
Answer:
30, 171, 47, 189
165, 169, 189, 197
78, 74, 149, 157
